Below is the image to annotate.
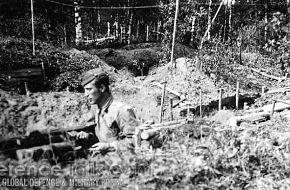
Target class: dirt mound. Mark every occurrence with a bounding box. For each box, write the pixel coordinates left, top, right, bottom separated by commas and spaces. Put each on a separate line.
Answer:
0, 90, 89, 138
146, 57, 219, 106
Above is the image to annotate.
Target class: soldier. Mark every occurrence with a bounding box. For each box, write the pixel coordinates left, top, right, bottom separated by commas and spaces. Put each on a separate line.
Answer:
76, 69, 139, 155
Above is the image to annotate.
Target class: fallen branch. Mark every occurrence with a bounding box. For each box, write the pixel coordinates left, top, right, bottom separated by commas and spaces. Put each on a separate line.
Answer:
267, 86, 290, 94
251, 68, 285, 82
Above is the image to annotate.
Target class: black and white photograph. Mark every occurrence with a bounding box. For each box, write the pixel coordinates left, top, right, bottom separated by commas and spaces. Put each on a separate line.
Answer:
1, 0, 290, 189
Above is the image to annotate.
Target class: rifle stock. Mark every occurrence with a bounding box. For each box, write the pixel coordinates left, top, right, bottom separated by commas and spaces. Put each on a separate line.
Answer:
0, 122, 96, 153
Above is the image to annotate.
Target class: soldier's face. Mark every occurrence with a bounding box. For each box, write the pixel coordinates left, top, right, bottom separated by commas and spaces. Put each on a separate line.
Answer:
84, 80, 103, 105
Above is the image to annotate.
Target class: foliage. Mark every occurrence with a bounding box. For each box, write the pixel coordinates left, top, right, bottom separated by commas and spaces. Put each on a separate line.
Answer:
0, 37, 105, 92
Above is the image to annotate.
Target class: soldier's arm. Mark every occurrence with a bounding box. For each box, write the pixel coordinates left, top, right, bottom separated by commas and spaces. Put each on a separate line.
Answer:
113, 106, 139, 151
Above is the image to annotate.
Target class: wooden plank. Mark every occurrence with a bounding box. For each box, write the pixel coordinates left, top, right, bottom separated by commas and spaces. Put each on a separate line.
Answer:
263, 100, 290, 113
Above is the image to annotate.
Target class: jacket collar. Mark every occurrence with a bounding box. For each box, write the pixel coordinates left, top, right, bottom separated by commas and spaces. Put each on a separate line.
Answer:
99, 94, 113, 112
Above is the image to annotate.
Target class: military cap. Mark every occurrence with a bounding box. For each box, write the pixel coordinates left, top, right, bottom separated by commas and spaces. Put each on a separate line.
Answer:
81, 68, 109, 87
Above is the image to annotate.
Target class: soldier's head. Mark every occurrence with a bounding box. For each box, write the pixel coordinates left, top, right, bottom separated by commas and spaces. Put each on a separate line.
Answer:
81, 69, 111, 105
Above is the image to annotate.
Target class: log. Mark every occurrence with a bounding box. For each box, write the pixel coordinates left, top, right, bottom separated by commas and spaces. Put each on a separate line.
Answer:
228, 112, 271, 127
138, 119, 187, 130
251, 68, 285, 82
141, 122, 186, 140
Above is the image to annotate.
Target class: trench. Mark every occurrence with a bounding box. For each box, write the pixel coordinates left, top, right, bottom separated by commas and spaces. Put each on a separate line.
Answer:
181, 93, 261, 117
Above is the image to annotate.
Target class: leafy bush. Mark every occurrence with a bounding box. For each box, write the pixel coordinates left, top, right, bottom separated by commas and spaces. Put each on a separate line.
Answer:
0, 38, 108, 92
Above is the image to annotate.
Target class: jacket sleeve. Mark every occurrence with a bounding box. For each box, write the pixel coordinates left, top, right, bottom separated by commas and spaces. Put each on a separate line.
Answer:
117, 106, 140, 138
115, 106, 140, 151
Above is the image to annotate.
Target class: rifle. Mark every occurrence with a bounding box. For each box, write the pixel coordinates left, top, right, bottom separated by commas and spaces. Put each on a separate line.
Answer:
0, 122, 97, 158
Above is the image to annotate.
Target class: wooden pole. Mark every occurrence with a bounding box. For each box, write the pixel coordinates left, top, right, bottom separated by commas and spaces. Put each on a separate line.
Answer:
107, 22, 110, 36
271, 100, 276, 116
24, 82, 30, 96
159, 82, 167, 123
170, 0, 180, 68
120, 26, 124, 42
199, 89, 202, 117
146, 25, 149, 42
200, 0, 225, 49
41, 62, 46, 84
30, 0, 35, 56
218, 88, 223, 111
236, 81, 239, 110
170, 98, 173, 121
262, 86, 265, 96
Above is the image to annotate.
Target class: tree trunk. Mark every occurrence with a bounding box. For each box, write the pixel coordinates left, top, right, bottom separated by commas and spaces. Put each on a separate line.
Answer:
229, 1, 232, 40
128, 12, 133, 44
191, 16, 196, 44
146, 25, 149, 42
264, 2, 268, 42
62, 25, 67, 46
136, 20, 140, 40
207, 0, 212, 40
287, 0, 290, 23
74, 0, 82, 45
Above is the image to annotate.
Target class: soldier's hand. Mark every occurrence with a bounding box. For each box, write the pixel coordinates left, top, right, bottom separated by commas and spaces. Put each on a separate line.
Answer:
75, 131, 90, 139
89, 142, 116, 156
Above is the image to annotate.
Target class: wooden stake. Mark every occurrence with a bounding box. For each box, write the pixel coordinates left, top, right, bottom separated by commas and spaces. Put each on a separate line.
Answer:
41, 62, 46, 84
107, 22, 110, 36
271, 100, 276, 116
236, 81, 239, 110
146, 25, 149, 42
199, 89, 202, 117
218, 88, 223, 111
134, 128, 141, 150
170, 98, 173, 121
159, 82, 167, 123
170, 0, 180, 68
261, 86, 266, 96
120, 27, 124, 42
24, 82, 30, 96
